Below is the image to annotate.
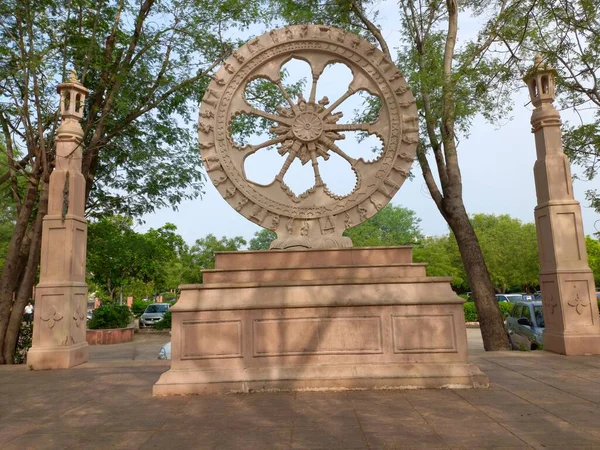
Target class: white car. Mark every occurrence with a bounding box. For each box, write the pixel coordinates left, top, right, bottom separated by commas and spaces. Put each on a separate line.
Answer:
158, 341, 171, 360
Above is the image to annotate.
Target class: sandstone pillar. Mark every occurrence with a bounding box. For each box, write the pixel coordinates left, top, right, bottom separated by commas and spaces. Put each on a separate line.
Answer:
28, 72, 90, 369
524, 56, 600, 355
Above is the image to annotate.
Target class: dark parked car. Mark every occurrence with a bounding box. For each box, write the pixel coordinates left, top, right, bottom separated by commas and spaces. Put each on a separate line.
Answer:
505, 301, 544, 350
139, 303, 169, 328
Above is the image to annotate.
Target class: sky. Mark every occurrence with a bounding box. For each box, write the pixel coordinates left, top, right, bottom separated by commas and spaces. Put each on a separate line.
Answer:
138, 1, 600, 245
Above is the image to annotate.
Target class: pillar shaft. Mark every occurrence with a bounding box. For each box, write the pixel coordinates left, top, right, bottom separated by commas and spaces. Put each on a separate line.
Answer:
28, 75, 90, 369
525, 59, 600, 355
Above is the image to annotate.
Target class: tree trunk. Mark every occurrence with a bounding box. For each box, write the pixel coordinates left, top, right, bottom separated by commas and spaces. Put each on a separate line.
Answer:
0, 174, 41, 358
1, 179, 48, 363
443, 197, 510, 351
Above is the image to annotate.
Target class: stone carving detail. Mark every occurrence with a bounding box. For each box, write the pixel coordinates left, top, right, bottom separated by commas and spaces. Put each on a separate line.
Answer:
568, 292, 589, 315
41, 305, 63, 329
73, 304, 85, 328
198, 25, 418, 249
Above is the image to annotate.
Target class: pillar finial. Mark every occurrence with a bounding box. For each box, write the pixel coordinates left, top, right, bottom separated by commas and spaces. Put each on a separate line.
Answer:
68, 69, 79, 83
57, 70, 89, 122
524, 54, 557, 107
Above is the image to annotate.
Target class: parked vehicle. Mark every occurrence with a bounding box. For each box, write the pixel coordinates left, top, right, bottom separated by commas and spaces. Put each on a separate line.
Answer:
139, 303, 169, 328
158, 341, 171, 360
496, 293, 524, 303
505, 301, 544, 350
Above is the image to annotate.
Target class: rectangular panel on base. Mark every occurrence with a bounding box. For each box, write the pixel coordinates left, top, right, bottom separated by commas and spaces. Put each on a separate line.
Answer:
253, 316, 383, 356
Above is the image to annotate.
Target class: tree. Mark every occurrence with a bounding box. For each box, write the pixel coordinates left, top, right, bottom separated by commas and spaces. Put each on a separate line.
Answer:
87, 217, 182, 302
249, 229, 277, 250
468, 214, 539, 293
586, 236, 600, 287
413, 235, 466, 288
414, 215, 540, 294
0, 0, 269, 363
498, 0, 600, 213
180, 234, 247, 284
344, 205, 423, 247
274, 0, 515, 350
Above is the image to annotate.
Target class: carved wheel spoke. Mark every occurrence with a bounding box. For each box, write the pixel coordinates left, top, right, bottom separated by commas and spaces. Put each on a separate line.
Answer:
248, 106, 294, 126
321, 87, 355, 117
323, 123, 372, 133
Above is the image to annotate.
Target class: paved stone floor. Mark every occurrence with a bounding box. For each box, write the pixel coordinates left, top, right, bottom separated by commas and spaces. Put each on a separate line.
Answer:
1, 330, 600, 449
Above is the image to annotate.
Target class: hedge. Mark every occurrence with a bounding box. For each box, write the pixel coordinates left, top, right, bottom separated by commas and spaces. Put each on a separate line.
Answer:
88, 303, 132, 329
464, 302, 513, 322
153, 311, 172, 330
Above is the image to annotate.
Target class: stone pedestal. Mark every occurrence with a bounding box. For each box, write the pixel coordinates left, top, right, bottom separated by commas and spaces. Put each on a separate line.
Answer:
27, 73, 90, 369
525, 57, 600, 355
154, 247, 487, 395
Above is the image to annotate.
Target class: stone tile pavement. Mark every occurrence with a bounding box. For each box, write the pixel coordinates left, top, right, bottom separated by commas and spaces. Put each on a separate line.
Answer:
1, 330, 600, 449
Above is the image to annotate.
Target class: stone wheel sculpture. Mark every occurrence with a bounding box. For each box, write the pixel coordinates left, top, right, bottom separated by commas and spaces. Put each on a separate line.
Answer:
199, 24, 418, 249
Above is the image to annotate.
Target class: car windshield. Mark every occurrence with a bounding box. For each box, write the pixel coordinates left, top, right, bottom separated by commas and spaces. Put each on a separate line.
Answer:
145, 304, 168, 313
534, 305, 545, 328
506, 294, 523, 302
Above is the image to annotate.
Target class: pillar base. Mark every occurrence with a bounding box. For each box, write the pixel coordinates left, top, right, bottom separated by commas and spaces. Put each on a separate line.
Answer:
543, 329, 600, 355
27, 342, 88, 369
154, 363, 489, 396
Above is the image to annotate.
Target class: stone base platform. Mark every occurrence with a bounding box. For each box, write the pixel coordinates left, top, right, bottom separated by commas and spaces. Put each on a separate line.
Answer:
154, 247, 488, 395
27, 342, 88, 370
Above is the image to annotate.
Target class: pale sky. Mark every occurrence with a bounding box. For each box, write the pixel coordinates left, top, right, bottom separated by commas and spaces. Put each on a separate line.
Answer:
139, 1, 600, 245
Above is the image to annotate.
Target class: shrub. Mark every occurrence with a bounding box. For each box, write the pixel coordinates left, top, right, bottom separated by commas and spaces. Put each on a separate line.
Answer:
463, 302, 478, 322
131, 298, 147, 317
15, 322, 33, 364
153, 311, 171, 330
463, 301, 513, 322
499, 302, 513, 317
88, 303, 132, 329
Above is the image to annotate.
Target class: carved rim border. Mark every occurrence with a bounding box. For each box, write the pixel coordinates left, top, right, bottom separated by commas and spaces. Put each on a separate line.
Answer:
198, 24, 418, 230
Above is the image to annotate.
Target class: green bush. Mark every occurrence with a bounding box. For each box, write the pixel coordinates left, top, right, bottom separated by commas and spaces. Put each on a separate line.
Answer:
499, 302, 513, 317
464, 302, 478, 322
153, 311, 171, 330
15, 322, 33, 364
463, 301, 513, 322
131, 298, 147, 317
88, 303, 132, 329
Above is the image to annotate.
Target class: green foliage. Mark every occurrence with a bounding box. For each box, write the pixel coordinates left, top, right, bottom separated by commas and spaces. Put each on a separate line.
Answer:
585, 236, 600, 286
499, 302, 514, 317
464, 302, 479, 322
14, 322, 33, 364
180, 234, 246, 284
160, 292, 177, 303
469, 215, 539, 293
344, 205, 423, 247
88, 304, 132, 330
0, 0, 269, 218
464, 302, 512, 322
499, 0, 600, 212
153, 311, 172, 330
413, 235, 466, 288
249, 229, 276, 250
0, 144, 17, 271
87, 217, 183, 301
415, 214, 539, 292
131, 299, 148, 317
